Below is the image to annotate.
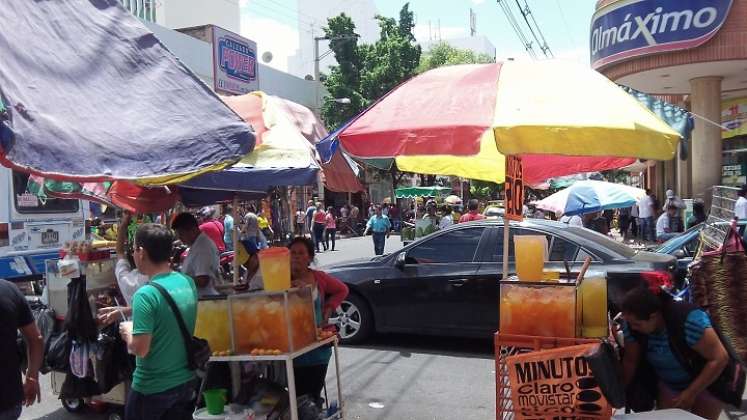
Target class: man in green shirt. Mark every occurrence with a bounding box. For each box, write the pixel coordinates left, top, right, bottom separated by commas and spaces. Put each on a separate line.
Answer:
120, 223, 198, 420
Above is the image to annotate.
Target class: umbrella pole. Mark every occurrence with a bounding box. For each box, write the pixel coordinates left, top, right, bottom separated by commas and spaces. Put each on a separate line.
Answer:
232, 197, 240, 286
502, 220, 510, 279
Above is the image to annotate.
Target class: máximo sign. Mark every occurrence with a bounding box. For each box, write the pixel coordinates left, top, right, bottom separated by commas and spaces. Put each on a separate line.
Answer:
212, 26, 258, 95
590, 0, 733, 69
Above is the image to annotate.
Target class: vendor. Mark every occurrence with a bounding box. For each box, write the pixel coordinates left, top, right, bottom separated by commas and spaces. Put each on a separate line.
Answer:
620, 287, 729, 420
171, 213, 221, 297
98, 212, 149, 325
288, 238, 348, 406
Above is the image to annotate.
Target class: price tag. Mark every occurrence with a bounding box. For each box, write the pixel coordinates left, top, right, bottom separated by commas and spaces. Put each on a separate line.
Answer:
504, 156, 524, 221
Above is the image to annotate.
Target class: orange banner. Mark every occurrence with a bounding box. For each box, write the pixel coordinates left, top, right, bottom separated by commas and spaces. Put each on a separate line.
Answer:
507, 343, 612, 419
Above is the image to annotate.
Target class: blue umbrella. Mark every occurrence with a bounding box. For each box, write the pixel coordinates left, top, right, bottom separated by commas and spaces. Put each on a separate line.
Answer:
535, 180, 646, 216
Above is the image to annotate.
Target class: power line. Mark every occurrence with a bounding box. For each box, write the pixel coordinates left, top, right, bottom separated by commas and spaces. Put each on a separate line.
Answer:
514, 0, 553, 58
554, 0, 577, 49
249, 0, 320, 28
253, 0, 322, 28
496, 0, 538, 59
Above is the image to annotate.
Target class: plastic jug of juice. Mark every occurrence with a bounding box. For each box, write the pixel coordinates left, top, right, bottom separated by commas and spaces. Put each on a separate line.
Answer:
259, 247, 291, 291
578, 273, 608, 337
514, 235, 547, 281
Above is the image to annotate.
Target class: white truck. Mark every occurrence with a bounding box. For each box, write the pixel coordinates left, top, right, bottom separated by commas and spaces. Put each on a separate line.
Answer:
0, 168, 86, 290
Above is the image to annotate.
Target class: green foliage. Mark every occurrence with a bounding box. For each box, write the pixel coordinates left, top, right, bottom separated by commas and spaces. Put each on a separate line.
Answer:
417, 42, 495, 73
321, 3, 421, 131
469, 180, 502, 200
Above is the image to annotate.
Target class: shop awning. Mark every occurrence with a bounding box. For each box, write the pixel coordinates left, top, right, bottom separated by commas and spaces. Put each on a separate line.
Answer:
0, 0, 253, 183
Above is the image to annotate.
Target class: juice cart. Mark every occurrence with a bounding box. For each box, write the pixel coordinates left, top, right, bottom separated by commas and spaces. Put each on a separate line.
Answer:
194, 287, 344, 419
45, 249, 130, 420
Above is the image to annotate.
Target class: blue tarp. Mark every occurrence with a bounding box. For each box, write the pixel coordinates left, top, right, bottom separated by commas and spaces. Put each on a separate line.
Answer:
0, 0, 254, 182
180, 166, 319, 193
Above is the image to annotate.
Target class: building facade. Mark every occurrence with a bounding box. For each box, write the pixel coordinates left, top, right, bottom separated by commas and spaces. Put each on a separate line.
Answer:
591, 0, 747, 201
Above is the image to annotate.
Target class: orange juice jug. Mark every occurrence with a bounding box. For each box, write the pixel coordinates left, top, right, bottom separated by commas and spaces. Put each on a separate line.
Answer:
514, 235, 547, 281
194, 299, 230, 352
579, 274, 608, 337
259, 247, 291, 291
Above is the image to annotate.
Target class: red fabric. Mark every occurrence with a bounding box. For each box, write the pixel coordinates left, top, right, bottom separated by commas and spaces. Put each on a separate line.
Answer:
339, 63, 501, 157
108, 181, 178, 213
321, 151, 364, 192
312, 270, 349, 315
200, 220, 226, 253
523, 155, 635, 184
459, 211, 486, 223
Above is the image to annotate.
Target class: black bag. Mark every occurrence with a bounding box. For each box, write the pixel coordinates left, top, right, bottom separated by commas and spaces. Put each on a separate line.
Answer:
584, 341, 625, 409
93, 323, 134, 394
64, 276, 98, 342
149, 282, 210, 371
45, 330, 71, 372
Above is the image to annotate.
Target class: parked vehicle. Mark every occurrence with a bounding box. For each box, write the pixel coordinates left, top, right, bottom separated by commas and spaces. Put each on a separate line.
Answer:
325, 219, 676, 344
654, 221, 747, 288
1, 169, 86, 293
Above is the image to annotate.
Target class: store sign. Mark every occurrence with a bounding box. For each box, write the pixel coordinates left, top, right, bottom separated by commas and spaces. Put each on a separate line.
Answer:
590, 0, 733, 69
507, 344, 612, 419
722, 97, 747, 139
505, 156, 524, 222
212, 26, 258, 95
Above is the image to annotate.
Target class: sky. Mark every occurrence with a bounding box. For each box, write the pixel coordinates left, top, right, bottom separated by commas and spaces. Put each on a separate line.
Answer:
239, 0, 599, 72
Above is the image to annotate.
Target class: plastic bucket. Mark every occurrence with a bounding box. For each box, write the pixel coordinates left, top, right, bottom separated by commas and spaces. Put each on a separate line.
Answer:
202, 388, 227, 415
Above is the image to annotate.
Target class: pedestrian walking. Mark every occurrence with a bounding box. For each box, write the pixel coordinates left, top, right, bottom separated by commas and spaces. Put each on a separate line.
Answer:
324, 207, 337, 251
305, 200, 316, 235
618, 206, 631, 239
637, 189, 656, 241
735, 185, 747, 241
631, 203, 640, 238
222, 205, 234, 252
312, 203, 327, 252
295, 208, 306, 236
0, 280, 43, 420
364, 205, 391, 255
122, 223, 198, 420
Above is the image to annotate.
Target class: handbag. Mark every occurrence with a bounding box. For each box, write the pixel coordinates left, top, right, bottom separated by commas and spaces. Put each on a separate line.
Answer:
584, 341, 625, 409
149, 282, 211, 371
689, 224, 747, 364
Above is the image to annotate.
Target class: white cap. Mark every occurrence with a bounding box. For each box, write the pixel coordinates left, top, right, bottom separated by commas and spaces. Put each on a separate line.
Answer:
666, 189, 674, 198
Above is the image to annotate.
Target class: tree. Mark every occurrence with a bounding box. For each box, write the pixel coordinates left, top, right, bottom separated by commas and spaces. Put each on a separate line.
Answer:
321, 4, 421, 192
417, 42, 495, 73
321, 4, 420, 130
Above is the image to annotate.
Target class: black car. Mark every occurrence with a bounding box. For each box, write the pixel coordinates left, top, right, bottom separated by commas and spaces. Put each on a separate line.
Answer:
326, 219, 676, 344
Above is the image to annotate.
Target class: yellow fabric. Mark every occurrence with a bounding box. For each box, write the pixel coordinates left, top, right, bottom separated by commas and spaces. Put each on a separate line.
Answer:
135, 160, 239, 186
257, 215, 270, 229
395, 130, 506, 183
492, 60, 680, 160
236, 241, 251, 266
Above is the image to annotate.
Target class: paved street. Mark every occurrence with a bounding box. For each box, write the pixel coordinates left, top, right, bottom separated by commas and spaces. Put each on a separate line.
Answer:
18, 236, 747, 419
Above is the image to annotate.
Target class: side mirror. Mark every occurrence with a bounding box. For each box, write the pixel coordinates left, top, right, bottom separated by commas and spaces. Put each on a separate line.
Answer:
673, 249, 686, 259
395, 252, 406, 269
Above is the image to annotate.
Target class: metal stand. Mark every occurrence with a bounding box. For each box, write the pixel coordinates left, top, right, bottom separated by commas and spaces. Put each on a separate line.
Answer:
206, 336, 344, 420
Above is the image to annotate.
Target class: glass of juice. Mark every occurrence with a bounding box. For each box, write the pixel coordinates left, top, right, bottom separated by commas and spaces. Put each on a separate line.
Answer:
514, 235, 547, 281
578, 273, 608, 337
258, 247, 291, 291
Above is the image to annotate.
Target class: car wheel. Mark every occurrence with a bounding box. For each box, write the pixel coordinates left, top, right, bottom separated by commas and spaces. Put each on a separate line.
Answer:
61, 398, 85, 413
329, 293, 373, 345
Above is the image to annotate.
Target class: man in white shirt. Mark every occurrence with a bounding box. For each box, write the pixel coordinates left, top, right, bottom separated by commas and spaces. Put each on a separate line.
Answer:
735, 185, 747, 221
637, 190, 655, 241
560, 213, 584, 227
98, 212, 150, 325
656, 205, 684, 242
172, 213, 221, 297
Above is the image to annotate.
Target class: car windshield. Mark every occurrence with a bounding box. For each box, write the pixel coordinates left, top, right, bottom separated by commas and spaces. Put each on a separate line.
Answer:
564, 227, 637, 258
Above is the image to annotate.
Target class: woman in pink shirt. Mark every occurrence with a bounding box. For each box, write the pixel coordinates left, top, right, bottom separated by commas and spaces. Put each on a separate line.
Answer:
312, 203, 327, 252
324, 207, 338, 251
